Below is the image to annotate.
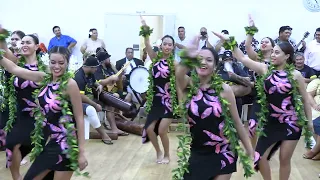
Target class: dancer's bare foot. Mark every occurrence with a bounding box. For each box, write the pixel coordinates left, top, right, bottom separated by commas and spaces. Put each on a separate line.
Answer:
160, 156, 170, 164
156, 151, 163, 163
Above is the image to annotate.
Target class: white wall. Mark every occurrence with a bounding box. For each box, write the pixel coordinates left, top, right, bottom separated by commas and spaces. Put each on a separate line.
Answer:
1, 0, 319, 63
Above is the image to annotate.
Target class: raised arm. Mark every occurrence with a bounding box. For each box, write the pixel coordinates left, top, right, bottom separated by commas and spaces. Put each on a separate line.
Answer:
245, 35, 258, 60
174, 38, 200, 91
245, 15, 258, 60
212, 32, 268, 75
0, 54, 45, 82
140, 16, 157, 60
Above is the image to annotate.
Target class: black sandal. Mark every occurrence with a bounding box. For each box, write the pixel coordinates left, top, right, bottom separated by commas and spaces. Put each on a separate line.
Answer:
101, 139, 113, 145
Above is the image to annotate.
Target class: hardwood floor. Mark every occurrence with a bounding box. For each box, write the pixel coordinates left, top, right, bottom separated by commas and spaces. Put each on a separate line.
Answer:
0, 133, 319, 180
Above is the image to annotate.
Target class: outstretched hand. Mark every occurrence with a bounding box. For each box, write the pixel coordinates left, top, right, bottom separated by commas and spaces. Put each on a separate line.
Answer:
248, 14, 255, 27
212, 31, 230, 42
183, 36, 200, 58
140, 15, 147, 26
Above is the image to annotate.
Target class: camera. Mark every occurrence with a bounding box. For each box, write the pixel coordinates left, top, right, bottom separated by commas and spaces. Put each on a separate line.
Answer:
200, 31, 207, 37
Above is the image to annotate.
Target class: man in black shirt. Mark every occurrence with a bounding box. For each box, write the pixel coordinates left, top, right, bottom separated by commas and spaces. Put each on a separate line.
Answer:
74, 56, 119, 144
95, 51, 129, 100
294, 52, 316, 83
94, 52, 131, 135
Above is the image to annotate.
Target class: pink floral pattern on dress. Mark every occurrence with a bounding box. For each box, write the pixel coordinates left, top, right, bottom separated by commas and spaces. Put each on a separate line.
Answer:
14, 64, 40, 89
248, 119, 257, 138
264, 71, 291, 94
153, 59, 169, 78
14, 77, 39, 89
38, 84, 77, 160
21, 98, 37, 117
189, 89, 222, 119
155, 82, 172, 113
48, 123, 69, 151
270, 96, 300, 134
203, 122, 235, 169
188, 88, 235, 169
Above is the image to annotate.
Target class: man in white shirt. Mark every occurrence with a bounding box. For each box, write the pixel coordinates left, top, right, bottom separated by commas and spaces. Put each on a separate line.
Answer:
304, 28, 320, 76
174, 26, 190, 62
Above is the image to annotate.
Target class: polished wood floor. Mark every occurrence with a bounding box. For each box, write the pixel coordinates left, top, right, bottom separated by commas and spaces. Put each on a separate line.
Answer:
0, 133, 319, 180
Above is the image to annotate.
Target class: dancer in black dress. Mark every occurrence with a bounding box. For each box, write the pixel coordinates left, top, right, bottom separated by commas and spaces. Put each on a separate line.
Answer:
0, 33, 48, 180
243, 16, 275, 148
214, 32, 313, 180
0, 30, 25, 151
173, 38, 254, 180
140, 16, 179, 164
0, 45, 88, 179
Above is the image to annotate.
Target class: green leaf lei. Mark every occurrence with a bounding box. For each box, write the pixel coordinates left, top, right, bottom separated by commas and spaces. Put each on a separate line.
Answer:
139, 25, 153, 37
0, 59, 6, 112
255, 64, 313, 148
0, 29, 10, 41
172, 55, 254, 179
30, 71, 90, 177
0, 29, 10, 111
244, 26, 259, 36
139, 26, 179, 116
256, 49, 264, 62
223, 36, 238, 51
4, 55, 47, 132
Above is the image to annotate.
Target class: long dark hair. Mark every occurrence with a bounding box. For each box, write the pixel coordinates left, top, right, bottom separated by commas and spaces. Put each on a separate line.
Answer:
278, 42, 294, 64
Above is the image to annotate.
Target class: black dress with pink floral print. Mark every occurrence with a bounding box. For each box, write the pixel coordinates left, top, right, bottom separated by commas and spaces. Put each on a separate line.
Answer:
5, 64, 47, 168
254, 70, 302, 171
24, 82, 76, 179
142, 58, 176, 143
183, 87, 238, 180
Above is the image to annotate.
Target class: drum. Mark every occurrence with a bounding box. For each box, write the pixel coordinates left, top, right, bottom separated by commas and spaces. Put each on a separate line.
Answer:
129, 66, 149, 94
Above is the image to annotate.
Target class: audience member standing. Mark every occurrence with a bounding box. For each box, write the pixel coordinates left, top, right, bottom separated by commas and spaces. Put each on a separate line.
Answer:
174, 26, 190, 62
48, 26, 77, 51
80, 28, 106, 54
305, 28, 320, 76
